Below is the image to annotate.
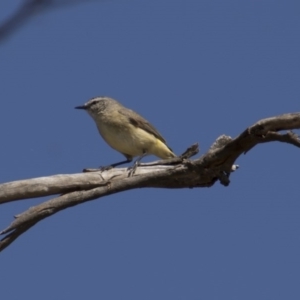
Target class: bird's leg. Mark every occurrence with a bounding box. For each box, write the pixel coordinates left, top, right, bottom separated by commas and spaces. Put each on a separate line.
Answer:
128, 152, 147, 177
83, 159, 132, 172
109, 159, 132, 168
99, 158, 133, 171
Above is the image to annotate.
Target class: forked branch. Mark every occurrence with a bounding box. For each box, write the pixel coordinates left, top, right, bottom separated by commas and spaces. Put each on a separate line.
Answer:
0, 112, 299, 251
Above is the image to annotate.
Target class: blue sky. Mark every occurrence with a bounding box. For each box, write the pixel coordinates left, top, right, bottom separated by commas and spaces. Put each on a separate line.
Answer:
1, 0, 300, 299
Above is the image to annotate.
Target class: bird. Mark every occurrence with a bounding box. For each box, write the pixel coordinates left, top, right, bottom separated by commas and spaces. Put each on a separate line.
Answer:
75, 96, 176, 173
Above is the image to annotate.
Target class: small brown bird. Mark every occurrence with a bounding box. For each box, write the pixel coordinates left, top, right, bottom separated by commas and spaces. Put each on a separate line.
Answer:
75, 96, 176, 171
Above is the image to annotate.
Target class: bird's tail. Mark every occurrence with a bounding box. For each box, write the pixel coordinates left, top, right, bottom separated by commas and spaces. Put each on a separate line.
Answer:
151, 139, 176, 159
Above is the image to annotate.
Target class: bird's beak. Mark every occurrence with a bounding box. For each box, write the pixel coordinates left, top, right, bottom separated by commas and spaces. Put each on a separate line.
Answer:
75, 105, 86, 110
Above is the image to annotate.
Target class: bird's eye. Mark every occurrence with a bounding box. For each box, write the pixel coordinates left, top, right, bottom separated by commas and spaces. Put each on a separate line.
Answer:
89, 100, 98, 107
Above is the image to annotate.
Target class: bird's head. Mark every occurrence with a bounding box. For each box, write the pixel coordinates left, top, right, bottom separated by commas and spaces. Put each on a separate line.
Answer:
75, 96, 115, 119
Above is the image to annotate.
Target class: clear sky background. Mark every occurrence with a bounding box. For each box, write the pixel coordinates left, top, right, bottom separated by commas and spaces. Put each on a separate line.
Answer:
1, 0, 300, 299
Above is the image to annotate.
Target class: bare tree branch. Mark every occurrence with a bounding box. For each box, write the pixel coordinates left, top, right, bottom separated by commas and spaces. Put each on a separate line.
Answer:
0, 0, 99, 42
0, 112, 300, 251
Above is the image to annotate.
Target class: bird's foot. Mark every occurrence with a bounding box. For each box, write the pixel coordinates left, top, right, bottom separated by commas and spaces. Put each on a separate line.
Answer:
99, 165, 114, 171
127, 161, 139, 177
83, 165, 113, 172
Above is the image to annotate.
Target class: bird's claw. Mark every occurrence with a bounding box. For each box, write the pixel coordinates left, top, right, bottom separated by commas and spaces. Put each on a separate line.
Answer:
99, 165, 113, 171
127, 161, 139, 177
83, 165, 113, 172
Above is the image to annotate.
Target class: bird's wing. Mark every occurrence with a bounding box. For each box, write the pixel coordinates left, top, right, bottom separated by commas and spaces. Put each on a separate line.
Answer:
118, 108, 167, 144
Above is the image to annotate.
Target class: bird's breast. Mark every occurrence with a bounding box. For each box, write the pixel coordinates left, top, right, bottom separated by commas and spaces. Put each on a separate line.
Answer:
96, 121, 157, 157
